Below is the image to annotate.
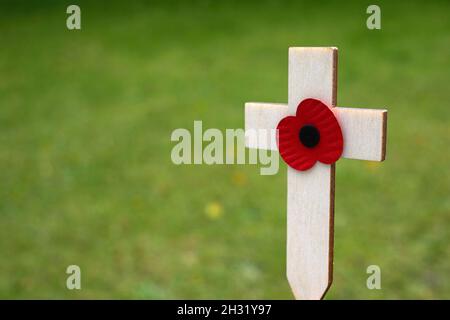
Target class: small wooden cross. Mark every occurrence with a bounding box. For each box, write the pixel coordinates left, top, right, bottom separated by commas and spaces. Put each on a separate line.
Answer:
245, 47, 387, 300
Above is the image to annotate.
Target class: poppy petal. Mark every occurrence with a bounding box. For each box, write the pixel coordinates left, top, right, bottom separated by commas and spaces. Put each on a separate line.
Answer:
277, 98, 343, 171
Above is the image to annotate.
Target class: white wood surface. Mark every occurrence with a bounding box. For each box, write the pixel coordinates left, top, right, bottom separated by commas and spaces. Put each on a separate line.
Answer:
336, 107, 387, 161
289, 47, 337, 112
287, 162, 334, 300
245, 102, 288, 150
244, 103, 387, 161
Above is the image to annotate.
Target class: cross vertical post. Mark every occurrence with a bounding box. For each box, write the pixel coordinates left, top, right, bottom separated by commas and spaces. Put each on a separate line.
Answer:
286, 47, 337, 300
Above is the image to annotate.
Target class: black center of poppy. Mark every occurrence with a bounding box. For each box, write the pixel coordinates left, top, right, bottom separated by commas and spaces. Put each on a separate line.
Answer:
299, 125, 320, 148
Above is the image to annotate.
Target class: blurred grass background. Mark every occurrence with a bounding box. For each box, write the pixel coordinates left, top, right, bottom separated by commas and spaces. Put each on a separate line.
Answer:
0, 0, 449, 299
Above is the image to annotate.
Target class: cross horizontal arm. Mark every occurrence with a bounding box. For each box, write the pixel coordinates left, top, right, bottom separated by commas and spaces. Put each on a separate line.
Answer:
245, 102, 289, 150
336, 107, 387, 161
245, 102, 387, 161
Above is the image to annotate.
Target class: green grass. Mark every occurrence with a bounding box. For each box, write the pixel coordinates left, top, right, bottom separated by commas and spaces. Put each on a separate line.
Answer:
0, 0, 449, 299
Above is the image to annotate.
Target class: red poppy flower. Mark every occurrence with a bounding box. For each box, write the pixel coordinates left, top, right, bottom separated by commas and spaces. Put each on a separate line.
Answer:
276, 98, 343, 171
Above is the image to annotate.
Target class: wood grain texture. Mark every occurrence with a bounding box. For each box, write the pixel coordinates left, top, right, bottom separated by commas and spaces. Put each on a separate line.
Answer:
245, 102, 288, 150
289, 47, 337, 112
287, 47, 337, 300
335, 107, 387, 161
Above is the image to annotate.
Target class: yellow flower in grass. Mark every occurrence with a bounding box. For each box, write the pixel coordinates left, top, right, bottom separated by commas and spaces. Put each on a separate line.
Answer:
365, 161, 381, 171
232, 171, 247, 187
205, 201, 223, 220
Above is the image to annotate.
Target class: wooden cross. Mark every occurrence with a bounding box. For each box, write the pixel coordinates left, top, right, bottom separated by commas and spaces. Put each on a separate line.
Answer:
245, 47, 387, 300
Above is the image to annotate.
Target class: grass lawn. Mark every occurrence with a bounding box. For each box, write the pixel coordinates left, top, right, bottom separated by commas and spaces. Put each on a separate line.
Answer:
0, 0, 448, 299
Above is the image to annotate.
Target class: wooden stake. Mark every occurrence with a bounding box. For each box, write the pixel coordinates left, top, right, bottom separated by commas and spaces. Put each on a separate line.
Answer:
244, 47, 388, 300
